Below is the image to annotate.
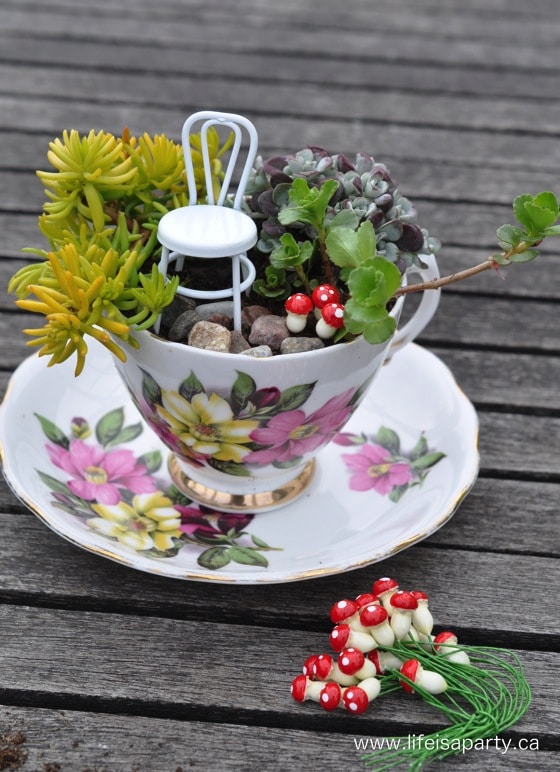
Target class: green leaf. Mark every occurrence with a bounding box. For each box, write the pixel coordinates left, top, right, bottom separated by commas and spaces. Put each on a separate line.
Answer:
96, 408, 124, 447
543, 224, 560, 236
141, 369, 162, 405
513, 194, 535, 231
495, 224, 523, 247
327, 209, 360, 231
197, 546, 231, 570
208, 460, 252, 477
325, 227, 361, 269
105, 423, 144, 447
275, 382, 316, 412
34, 414, 69, 448
251, 534, 272, 549
411, 452, 446, 470
179, 371, 205, 402
510, 249, 539, 263
409, 434, 428, 461
343, 299, 396, 343
231, 371, 257, 413
363, 316, 397, 344
270, 233, 314, 269
376, 426, 400, 455
389, 484, 409, 503
278, 178, 339, 229
37, 470, 78, 497
228, 547, 268, 567
137, 450, 162, 474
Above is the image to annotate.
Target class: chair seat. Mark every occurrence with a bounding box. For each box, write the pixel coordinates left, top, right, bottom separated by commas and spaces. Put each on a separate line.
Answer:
158, 204, 258, 258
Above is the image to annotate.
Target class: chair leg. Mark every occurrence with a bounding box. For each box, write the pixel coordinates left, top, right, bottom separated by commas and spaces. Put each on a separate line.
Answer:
232, 253, 242, 332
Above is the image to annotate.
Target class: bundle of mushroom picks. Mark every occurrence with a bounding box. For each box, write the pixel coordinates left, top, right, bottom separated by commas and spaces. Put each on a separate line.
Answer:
290, 577, 531, 769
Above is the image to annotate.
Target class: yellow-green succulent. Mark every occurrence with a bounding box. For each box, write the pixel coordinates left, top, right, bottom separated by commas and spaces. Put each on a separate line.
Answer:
9, 126, 231, 375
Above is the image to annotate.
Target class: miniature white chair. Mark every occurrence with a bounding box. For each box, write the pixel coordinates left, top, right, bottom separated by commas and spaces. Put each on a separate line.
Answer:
157, 110, 259, 332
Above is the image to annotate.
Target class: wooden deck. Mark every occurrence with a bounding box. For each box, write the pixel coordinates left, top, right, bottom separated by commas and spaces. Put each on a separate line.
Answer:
0, 0, 559, 768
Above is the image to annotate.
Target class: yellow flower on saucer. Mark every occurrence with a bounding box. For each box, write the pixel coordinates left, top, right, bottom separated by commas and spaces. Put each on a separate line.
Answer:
87, 492, 182, 552
156, 390, 259, 463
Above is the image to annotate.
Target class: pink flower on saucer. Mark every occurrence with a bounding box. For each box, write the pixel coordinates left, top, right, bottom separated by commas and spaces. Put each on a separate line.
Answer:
46, 439, 156, 504
342, 443, 412, 495
246, 388, 355, 465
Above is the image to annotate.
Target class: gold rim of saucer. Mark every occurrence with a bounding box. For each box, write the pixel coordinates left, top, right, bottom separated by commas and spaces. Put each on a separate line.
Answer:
167, 455, 316, 513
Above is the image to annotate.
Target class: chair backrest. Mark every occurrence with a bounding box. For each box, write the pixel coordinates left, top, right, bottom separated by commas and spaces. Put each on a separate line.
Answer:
182, 110, 259, 210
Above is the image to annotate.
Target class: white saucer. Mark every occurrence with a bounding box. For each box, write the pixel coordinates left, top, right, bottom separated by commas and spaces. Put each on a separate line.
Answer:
0, 341, 478, 584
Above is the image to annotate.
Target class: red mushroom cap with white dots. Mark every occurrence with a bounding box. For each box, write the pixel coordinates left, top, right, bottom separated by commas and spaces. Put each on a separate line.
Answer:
311, 283, 341, 309
342, 686, 369, 714
312, 654, 333, 680
359, 603, 389, 627
337, 648, 365, 676
390, 591, 419, 611
329, 598, 359, 624
320, 682, 342, 711
372, 577, 399, 596
399, 659, 420, 693
329, 623, 351, 652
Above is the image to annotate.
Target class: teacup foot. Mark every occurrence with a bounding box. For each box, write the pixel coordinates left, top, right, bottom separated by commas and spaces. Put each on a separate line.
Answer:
168, 455, 316, 513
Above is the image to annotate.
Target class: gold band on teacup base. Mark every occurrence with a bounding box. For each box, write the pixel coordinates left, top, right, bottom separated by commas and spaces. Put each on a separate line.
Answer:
168, 455, 316, 513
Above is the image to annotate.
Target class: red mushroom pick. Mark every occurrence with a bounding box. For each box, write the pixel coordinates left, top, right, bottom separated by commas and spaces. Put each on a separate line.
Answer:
311, 283, 341, 312
399, 658, 448, 695
389, 591, 418, 641
319, 681, 342, 711
372, 577, 399, 611
285, 293, 313, 333
433, 631, 471, 665
410, 590, 434, 636
316, 302, 345, 339
329, 598, 360, 624
337, 647, 377, 680
342, 677, 381, 714
359, 603, 395, 647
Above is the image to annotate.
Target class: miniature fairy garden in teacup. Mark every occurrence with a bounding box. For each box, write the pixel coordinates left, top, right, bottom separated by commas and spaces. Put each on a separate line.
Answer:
6, 111, 560, 519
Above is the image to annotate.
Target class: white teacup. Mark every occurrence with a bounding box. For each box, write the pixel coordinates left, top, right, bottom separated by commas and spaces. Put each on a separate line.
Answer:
112, 255, 440, 513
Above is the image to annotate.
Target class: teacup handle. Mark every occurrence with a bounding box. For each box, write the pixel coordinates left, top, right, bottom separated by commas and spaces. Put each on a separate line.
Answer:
390, 252, 440, 352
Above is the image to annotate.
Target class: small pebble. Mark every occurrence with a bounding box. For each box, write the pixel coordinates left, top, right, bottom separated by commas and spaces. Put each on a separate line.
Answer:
240, 345, 273, 358
280, 337, 325, 354
188, 321, 231, 352
197, 301, 234, 321
160, 295, 197, 329
168, 309, 202, 342
229, 330, 251, 353
248, 315, 290, 351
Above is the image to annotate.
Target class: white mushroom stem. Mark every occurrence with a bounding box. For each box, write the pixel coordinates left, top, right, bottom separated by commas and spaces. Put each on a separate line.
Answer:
313, 654, 359, 686
330, 624, 378, 653
401, 624, 420, 644
434, 633, 471, 665
337, 650, 377, 681
412, 601, 434, 636
415, 665, 448, 694
286, 312, 308, 333
390, 608, 414, 640
372, 650, 406, 674
400, 661, 448, 695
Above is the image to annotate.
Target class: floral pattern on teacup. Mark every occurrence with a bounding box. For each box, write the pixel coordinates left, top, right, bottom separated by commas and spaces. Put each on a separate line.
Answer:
133, 367, 372, 476
34, 410, 280, 570
334, 426, 446, 502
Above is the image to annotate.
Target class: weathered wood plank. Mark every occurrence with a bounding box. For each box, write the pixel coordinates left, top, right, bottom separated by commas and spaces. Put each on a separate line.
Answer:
0, 606, 557, 736
3, 63, 560, 142
0, 503, 558, 639
2, 37, 559, 104
2, 4, 559, 72
0, 705, 555, 771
